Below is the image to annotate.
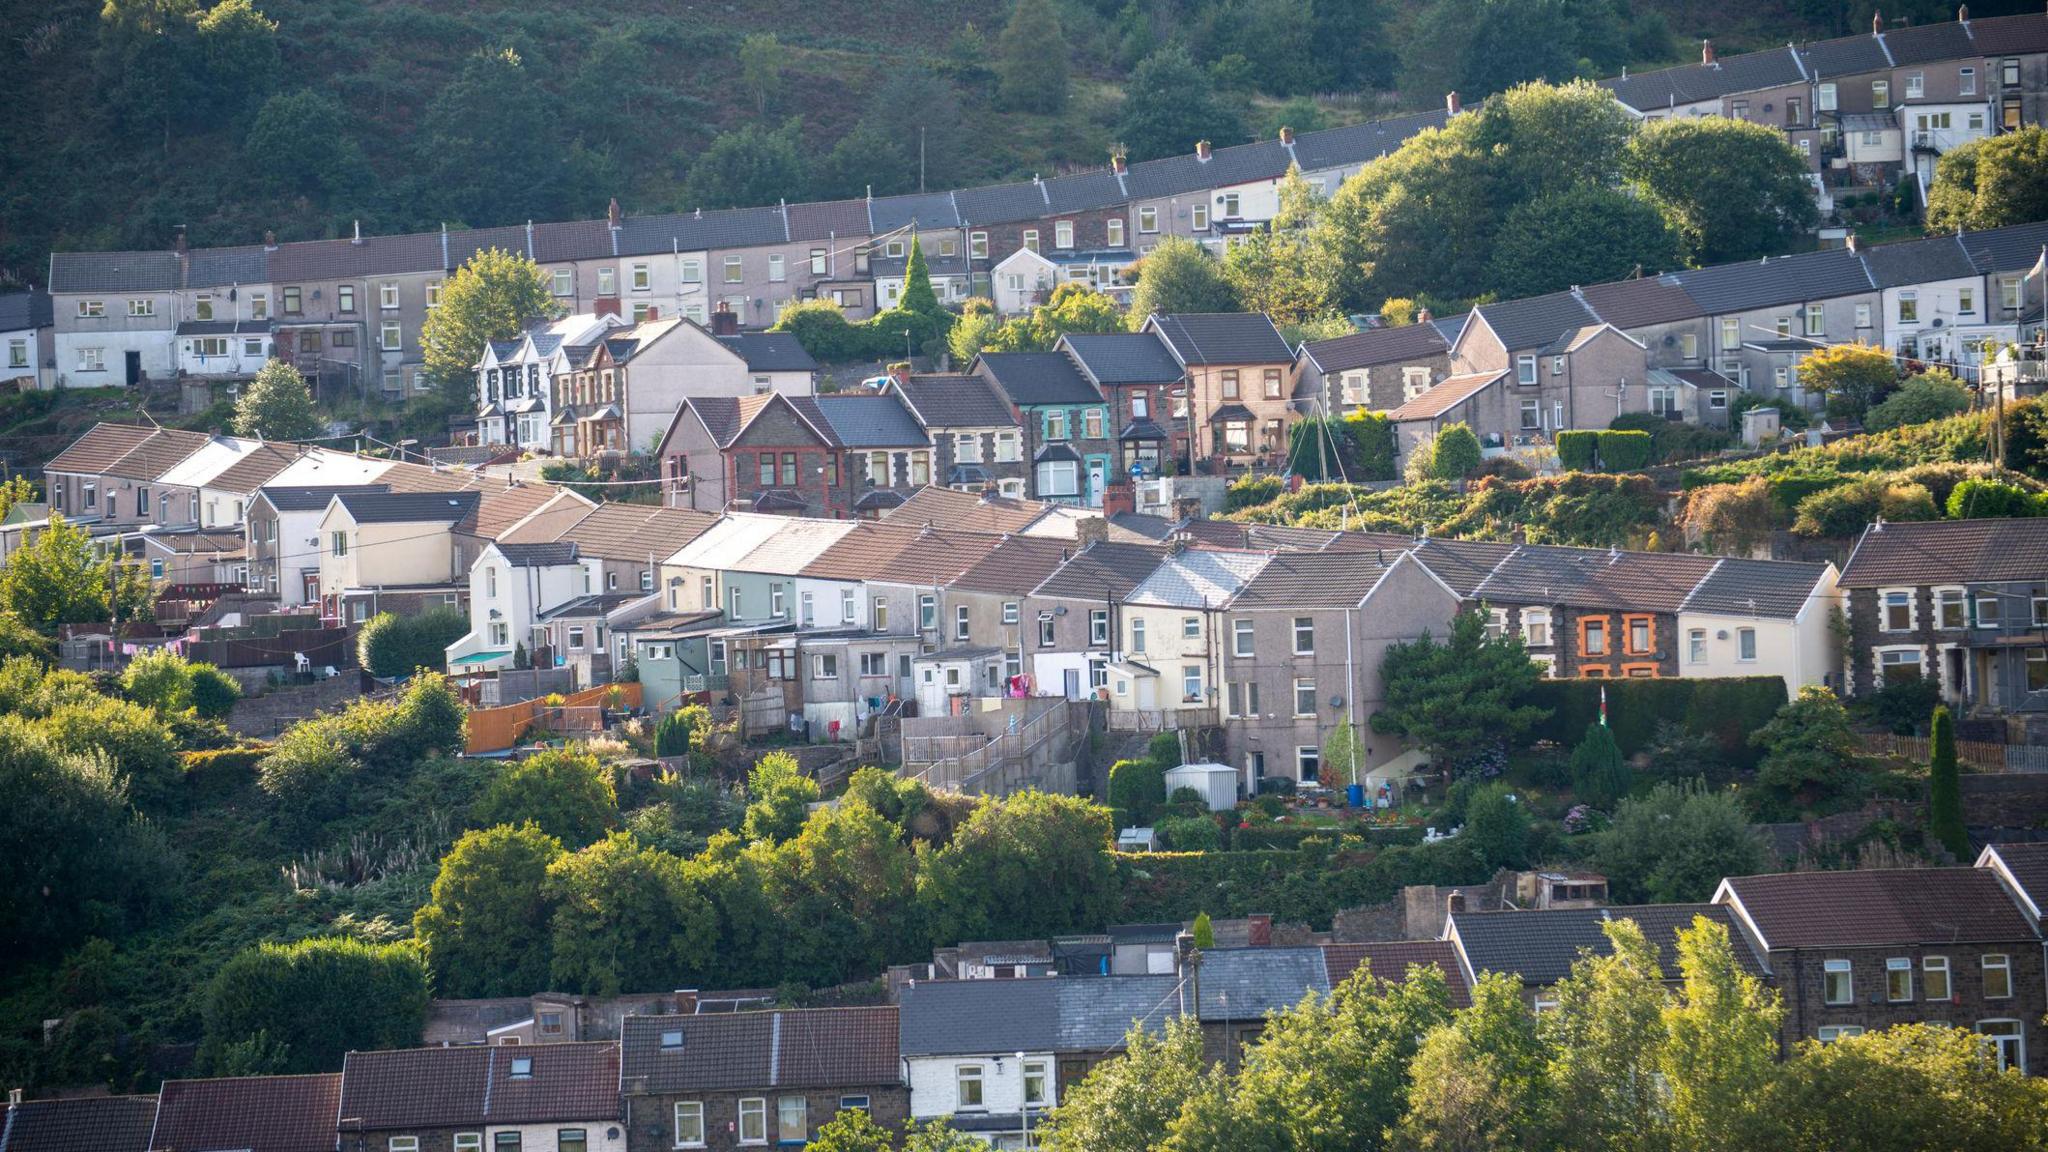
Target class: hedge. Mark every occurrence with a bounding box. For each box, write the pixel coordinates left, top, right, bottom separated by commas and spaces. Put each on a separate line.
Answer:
1522, 676, 1788, 768
182, 745, 268, 800
1226, 475, 1285, 512
1113, 838, 1489, 928
1596, 430, 1653, 471
1556, 430, 1598, 471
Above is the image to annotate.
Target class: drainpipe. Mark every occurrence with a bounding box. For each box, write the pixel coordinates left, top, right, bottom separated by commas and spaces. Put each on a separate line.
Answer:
1345, 605, 1359, 790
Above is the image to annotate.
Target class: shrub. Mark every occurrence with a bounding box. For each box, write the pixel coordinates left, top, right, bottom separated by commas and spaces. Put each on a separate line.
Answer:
42, 697, 180, 806
1791, 478, 1937, 538
474, 749, 619, 848
181, 746, 266, 798
358, 609, 470, 679
1462, 784, 1529, 869
1109, 758, 1167, 826
200, 937, 429, 1074
1556, 429, 1598, 471
1865, 371, 1971, 432
1426, 423, 1484, 480
1928, 705, 1966, 858
1147, 731, 1182, 765
1226, 474, 1285, 511
1154, 814, 1222, 851
1946, 477, 2038, 519
1595, 429, 1653, 471
1569, 722, 1631, 808
1858, 676, 1942, 736
187, 663, 242, 720
1523, 677, 1787, 768
121, 649, 194, 713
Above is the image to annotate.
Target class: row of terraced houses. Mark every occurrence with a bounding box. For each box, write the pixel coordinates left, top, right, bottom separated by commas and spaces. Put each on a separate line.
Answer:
5, 847, 2044, 1152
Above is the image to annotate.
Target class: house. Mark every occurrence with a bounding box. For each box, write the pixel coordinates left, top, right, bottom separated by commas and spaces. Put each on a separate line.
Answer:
138, 527, 246, 586
973, 351, 1112, 506
1464, 544, 1723, 679
1861, 232, 2001, 366
1978, 842, 2048, 935
658, 394, 851, 517
48, 250, 181, 388
1296, 317, 1455, 416
1141, 313, 1300, 473
1219, 550, 1461, 794
266, 227, 457, 399
1446, 903, 1769, 1011
958, 171, 1131, 286
1022, 529, 1169, 699
1056, 332, 1184, 485
1671, 245, 1879, 400
245, 484, 390, 605
1838, 518, 2048, 719
0, 1093, 157, 1152
1716, 868, 2044, 1070
619, 1008, 904, 1152
498, 500, 718, 603
445, 541, 585, 674
174, 319, 271, 380
0, 289, 55, 389
536, 592, 645, 687
941, 534, 1079, 697
336, 1042, 625, 1152
149, 1073, 342, 1152
792, 521, 977, 719
475, 313, 620, 451
1675, 558, 1841, 690
873, 243, 974, 310
883, 484, 1058, 537
612, 608, 728, 707
809, 392, 937, 515
1439, 291, 1654, 453
598, 315, 793, 452
884, 373, 1027, 497
714, 326, 818, 396
40, 424, 205, 530
314, 489, 480, 623
158, 437, 301, 531
1381, 370, 1514, 469
1112, 547, 1270, 726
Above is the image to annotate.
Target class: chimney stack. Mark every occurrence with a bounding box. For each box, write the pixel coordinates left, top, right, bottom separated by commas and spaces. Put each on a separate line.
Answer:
8, 1088, 22, 1106
673, 989, 699, 1014
1447, 890, 1467, 916
608, 198, 621, 229
1873, 10, 1884, 34
1076, 516, 1110, 548
1102, 480, 1136, 519
173, 227, 187, 254
1195, 140, 1212, 161
888, 362, 911, 387
1110, 152, 1128, 175
264, 230, 276, 250
1958, 3, 1968, 20
1417, 306, 1433, 324
1278, 125, 1294, 145
709, 303, 739, 336
1247, 913, 1273, 947
1702, 38, 1716, 65
1446, 90, 1462, 116
352, 219, 363, 246
1845, 232, 1859, 253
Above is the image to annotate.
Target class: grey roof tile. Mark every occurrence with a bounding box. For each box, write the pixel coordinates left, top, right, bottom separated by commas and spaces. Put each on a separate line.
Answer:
1604, 45, 1807, 110
333, 490, 480, 524
1472, 292, 1600, 354
1863, 233, 1979, 287
620, 1008, 897, 1094
1473, 543, 1720, 614
1126, 549, 1270, 609
1042, 169, 1128, 215
1055, 976, 1179, 1049
1450, 904, 1766, 986
899, 978, 1060, 1056
1230, 550, 1397, 609
1801, 30, 1894, 78
0, 1095, 158, 1152
615, 207, 788, 258
787, 199, 874, 242
1840, 518, 2048, 587
1125, 139, 1289, 200
1968, 11, 2048, 55
890, 374, 1017, 429
869, 192, 962, 234
269, 231, 446, 280
184, 246, 269, 289
49, 251, 181, 294
1058, 333, 1185, 386
1148, 312, 1293, 365
977, 352, 1105, 406
954, 179, 1052, 226
717, 333, 817, 373
1032, 541, 1170, 600
1679, 557, 1830, 618
1578, 275, 1704, 330
1301, 322, 1449, 373
1675, 246, 1875, 315
1290, 109, 1449, 172
0, 290, 52, 331
1194, 946, 1328, 1020
810, 393, 928, 448
1959, 219, 2048, 275
495, 541, 580, 567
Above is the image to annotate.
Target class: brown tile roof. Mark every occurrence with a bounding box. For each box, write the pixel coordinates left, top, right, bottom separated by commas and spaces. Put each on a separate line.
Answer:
1983, 842, 2048, 922
1322, 941, 1473, 1007
618, 1008, 898, 1095
1385, 371, 1507, 422
1472, 543, 1721, 615
374, 463, 573, 539
1408, 537, 1516, 598
870, 526, 1003, 586
802, 521, 926, 581
1721, 868, 2040, 951
338, 1043, 618, 1131
1229, 550, 1397, 609
203, 442, 308, 495
559, 503, 718, 562
948, 534, 1078, 596
1031, 540, 1169, 601
150, 1074, 341, 1152
0, 1095, 158, 1152
1839, 519, 2048, 588
105, 428, 213, 482
44, 423, 158, 476
885, 486, 1050, 535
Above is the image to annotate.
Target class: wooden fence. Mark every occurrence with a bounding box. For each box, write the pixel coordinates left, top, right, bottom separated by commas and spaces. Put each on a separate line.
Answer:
465, 681, 642, 754
1857, 732, 2048, 774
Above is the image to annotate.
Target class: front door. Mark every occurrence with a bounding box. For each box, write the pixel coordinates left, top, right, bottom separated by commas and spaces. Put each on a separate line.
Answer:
124, 350, 142, 386
1134, 675, 1157, 711
1086, 459, 1107, 507
1063, 667, 1082, 700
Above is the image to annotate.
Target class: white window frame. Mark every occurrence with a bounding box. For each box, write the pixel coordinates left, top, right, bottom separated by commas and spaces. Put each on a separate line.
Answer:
673, 1102, 705, 1148
737, 1097, 767, 1145
1817, 1025, 1864, 1043
1232, 618, 1254, 658
1822, 958, 1853, 1004
1982, 953, 2013, 999
1737, 627, 1757, 662
1923, 955, 1951, 1000
1878, 587, 1915, 632
1293, 677, 1316, 718
1191, 203, 1209, 231
1138, 206, 1158, 234
1516, 355, 1538, 385
955, 1065, 984, 1109
1106, 218, 1125, 248
1089, 609, 1110, 646
1886, 956, 1913, 1002
1978, 1019, 2025, 1072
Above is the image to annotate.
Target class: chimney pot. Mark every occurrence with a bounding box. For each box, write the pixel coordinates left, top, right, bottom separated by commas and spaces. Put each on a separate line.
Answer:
1416, 306, 1433, 324
1958, 2, 1968, 19
1278, 125, 1294, 144
709, 304, 738, 336
1195, 140, 1212, 160
1873, 9, 1884, 34
8, 1087, 22, 1106
1845, 232, 1859, 252
264, 230, 276, 249
1702, 38, 1715, 65
608, 198, 621, 229
1446, 90, 1462, 116
1111, 152, 1128, 175
173, 228, 187, 254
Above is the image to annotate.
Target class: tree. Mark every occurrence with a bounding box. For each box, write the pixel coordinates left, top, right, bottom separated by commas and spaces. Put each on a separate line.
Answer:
192, 0, 278, 112
997, 0, 1069, 113
1753, 1024, 2048, 1151
245, 89, 367, 200
416, 47, 564, 227
1541, 919, 1669, 1152
1374, 610, 1547, 772
1947, 478, 2038, 520
1623, 116, 1819, 265
1928, 704, 1967, 858
187, 662, 241, 720
1751, 685, 1861, 811
1040, 1017, 1210, 1152
413, 823, 563, 998
1223, 167, 1338, 324
1322, 713, 1365, 787
233, 358, 319, 441
738, 33, 781, 116
753, 799, 920, 987
1926, 125, 2048, 232
1107, 757, 1166, 826
1659, 916, 1784, 1152
1129, 237, 1239, 322
1462, 784, 1530, 870
814, 67, 970, 200
1400, 0, 1618, 103
920, 791, 1116, 946
1191, 911, 1215, 949
1486, 185, 1680, 299
900, 236, 942, 318
42, 697, 180, 806
356, 608, 469, 679
1797, 343, 1899, 423
474, 749, 618, 848
1424, 423, 1484, 481
1395, 971, 1550, 1152
1117, 44, 1239, 163
0, 514, 149, 628
682, 120, 808, 211
0, 612, 55, 664
1595, 781, 1766, 904
545, 833, 712, 995
200, 937, 428, 1074
1865, 370, 1971, 431
420, 247, 556, 400
804, 1109, 894, 1152
742, 751, 820, 844
1680, 477, 1777, 556
122, 648, 195, 714
1569, 720, 1631, 808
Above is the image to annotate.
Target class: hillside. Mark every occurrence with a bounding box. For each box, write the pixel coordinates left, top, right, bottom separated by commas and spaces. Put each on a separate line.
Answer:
5, 0, 2020, 279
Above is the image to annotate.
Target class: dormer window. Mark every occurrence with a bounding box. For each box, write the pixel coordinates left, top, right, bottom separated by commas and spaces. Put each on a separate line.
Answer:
509, 1057, 533, 1078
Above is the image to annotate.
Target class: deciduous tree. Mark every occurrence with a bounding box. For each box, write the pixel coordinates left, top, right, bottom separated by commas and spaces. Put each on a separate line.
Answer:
682, 120, 808, 211
997, 0, 1070, 113
1660, 916, 1783, 1152
1117, 44, 1240, 162
920, 790, 1115, 945
420, 247, 556, 401
474, 748, 618, 848
1796, 342, 1899, 422
233, 358, 320, 441
413, 823, 563, 998
1925, 125, 2048, 232
545, 832, 713, 996
1394, 971, 1550, 1152
1623, 116, 1819, 265
1128, 236, 1239, 320
1040, 1017, 1210, 1152
200, 936, 428, 1074
1372, 609, 1548, 773
1594, 781, 1766, 903
1486, 185, 1680, 299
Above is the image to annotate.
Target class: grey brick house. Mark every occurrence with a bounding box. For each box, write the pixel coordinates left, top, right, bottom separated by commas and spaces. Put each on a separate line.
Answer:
885, 372, 1027, 496
336, 1043, 624, 1152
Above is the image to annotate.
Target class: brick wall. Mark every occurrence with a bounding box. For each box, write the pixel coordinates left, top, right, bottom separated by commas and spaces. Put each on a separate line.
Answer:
625, 1089, 908, 1152
1771, 944, 2045, 1068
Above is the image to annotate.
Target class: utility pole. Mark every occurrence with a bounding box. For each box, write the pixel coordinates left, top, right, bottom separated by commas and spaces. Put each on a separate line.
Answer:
919, 127, 927, 194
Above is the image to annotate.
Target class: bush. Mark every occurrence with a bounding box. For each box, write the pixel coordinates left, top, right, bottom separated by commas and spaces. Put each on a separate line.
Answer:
473, 749, 619, 848
1569, 722, 1631, 808
1556, 429, 1598, 471
42, 697, 180, 806
1426, 423, 1483, 480
1226, 474, 1285, 512
1109, 758, 1167, 826
1595, 429, 1653, 471
1154, 814, 1222, 851
1946, 477, 2038, 519
358, 609, 469, 679
1857, 676, 1942, 736
121, 650, 195, 713
1791, 477, 1937, 538
187, 663, 242, 720
1523, 677, 1787, 768
180, 746, 266, 798
1865, 371, 1971, 432
1463, 784, 1529, 869
200, 937, 429, 1074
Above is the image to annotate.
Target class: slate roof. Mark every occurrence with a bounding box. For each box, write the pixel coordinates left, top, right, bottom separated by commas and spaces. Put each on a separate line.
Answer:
1043, 168, 1129, 216
619, 1008, 898, 1094
1860, 233, 1978, 287
495, 541, 580, 567
1056, 975, 1179, 1049
105, 428, 214, 482
1603, 44, 1807, 111
717, 333, 817, 373
1982, 842, 2048, 921
255, 483, 391, 513
49, 251, 181, 294
331, 490, 480, 524
1680, 557, 1831, 618
810, 393, 929, 448
524, 503, 717, 562
885, 486, 1051, 535
1969, 11, 2048, 55
1384, 371, 1506, 422
616, 206, 788, 257
1300, 321, 1450, 373
1472, 543, 1721, 614
0, 1095, 157, 1152
1879, 19, 1978, 66
1032, 541, 1170, 601
976, 352, 1104, 407
868, 526, 997, 586
0, 289, 53, 331
1125, 139, 1291, 201
537, 592, 642, 621
1720, 868, 2039, 950
1059, 332, 1186, 387
890, 374, 1016, 429
1840, 518, 2048, 588
1409, 537, 1518, 598
184, 245, 269, 289
954, 179, 1053, 226
1289, 108, 1449, 172
1126, 549, 1270, 609
1472, 291, 1600, 354
337, 1043, 619, 1131
44, 423, 159, 475
786, 198, 874, 243
1229, 550, 1398, 609
150, 1074, 341, 1152
1801, 29, 1893, 78
1194, 946, 1326, 1020
1959, 218, 2048, 275
899, 978, 1060, 1056
1675, 247, 1874, 315
1322, 941, 1473, 1007
949, 534, 1082, 596
174, 319, 271, 336
1147, 313, 1293, 365
1578, 275, 1703, 330
869, 192, 962, 234
268, 231, 446, 281
1450, 904, 1766, 987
